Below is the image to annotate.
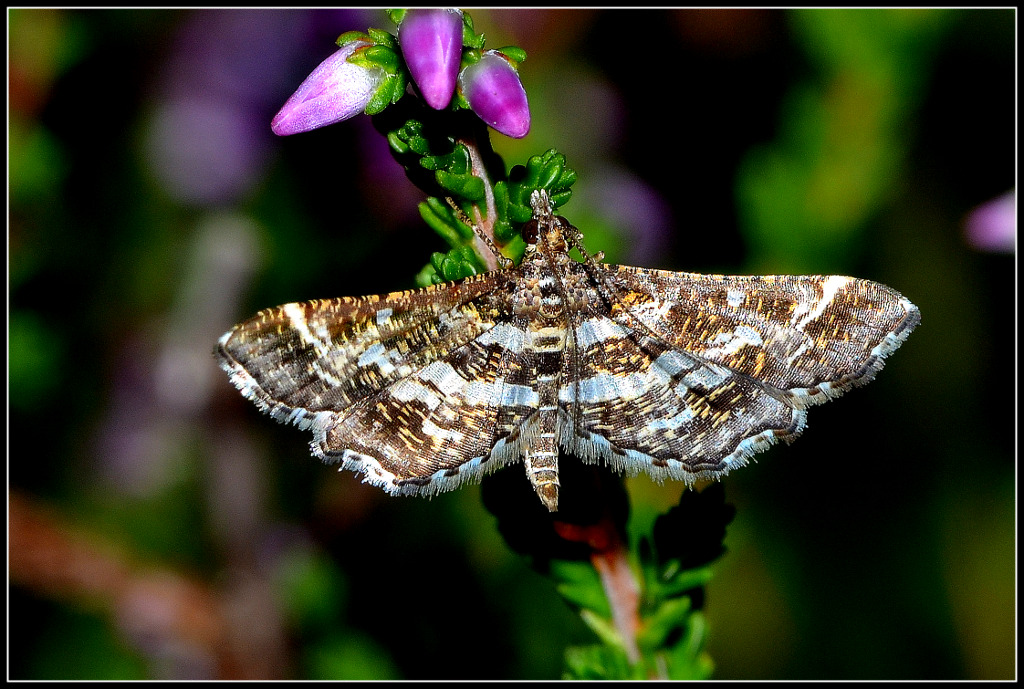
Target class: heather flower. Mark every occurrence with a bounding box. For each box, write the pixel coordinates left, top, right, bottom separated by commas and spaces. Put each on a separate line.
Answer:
965, 189, 1015, 253
271, 39, 384, 136
459, 50, 530, 139
399, 8, 463, 110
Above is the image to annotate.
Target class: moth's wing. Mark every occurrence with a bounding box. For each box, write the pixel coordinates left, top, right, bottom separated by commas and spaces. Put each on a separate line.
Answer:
559, 268, 808, 484
604, 266, 920, 409
217, 273, 538, 494
218, 274, 507, 425
318, 318, 541, 496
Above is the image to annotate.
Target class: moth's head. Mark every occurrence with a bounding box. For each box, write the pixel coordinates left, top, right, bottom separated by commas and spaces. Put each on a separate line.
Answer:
523, 188, 572, 254
521, 211, 572, 255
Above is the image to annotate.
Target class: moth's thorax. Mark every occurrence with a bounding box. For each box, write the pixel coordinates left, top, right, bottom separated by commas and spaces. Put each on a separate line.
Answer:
516, 262, 570, 354
514, 215, 594, 324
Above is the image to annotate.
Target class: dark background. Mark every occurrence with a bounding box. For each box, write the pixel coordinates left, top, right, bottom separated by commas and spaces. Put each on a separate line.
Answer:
9, 9, 1015, 680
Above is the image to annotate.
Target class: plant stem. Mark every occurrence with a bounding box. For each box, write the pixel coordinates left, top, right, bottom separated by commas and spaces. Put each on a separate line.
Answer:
553, 517, 643, 665
457, 130, 501, 272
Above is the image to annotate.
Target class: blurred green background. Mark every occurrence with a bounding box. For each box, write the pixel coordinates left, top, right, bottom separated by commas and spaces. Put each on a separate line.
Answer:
8, 8, 1014, 680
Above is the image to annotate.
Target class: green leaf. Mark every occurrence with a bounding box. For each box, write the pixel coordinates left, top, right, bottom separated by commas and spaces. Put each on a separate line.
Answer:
678, 610, 708, 665
490, 181, 518, 245
362, 44, 398, 71
421, 142, 470, 173
442, 247, 480, 280
386, 130, 410, 155
564, 644, 636, 680
578, 609, 624, 651
662, 611, 714, 680
549, 559, 610, 616
418, 199, 463, 247
550, 180, 576, 207
336, 30, 370, 47
366, 26, 396, 48
655, 565, 715, 599
505, 149, 577, 227
496, 45, 527, 65
415, 262, 439, 288
452, 88, 471, 111
425, 245, 484, 283
637, 596, 691, 651
537, 155, 565, 190
461, 11, 486, 50
436, 170, 485, 200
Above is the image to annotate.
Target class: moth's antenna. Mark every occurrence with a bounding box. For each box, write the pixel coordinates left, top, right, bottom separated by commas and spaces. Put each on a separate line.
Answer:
445, 197, 513, 270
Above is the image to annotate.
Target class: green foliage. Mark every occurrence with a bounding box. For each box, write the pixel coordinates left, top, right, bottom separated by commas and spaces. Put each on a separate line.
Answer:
358, 10, 561, 283
383, 9, 406, 26
458, 11, 486, 51
482, 455, 732, 680
8, 310, 62, 412
418, 196, 475, 244
275, 546, 399, 679
495, 46, 527, 66
422, 145, 486, 200
376, 94, 578, 284
503, 149, 577, 224
276, 547, 347, 633
550, 560, 611, 617
415, 197, 486, 285
736, 8, 951, 273
424, 246, 485, 285
565, 644, 644, 680
26, 605, 147, 680
556, 485, 733, 680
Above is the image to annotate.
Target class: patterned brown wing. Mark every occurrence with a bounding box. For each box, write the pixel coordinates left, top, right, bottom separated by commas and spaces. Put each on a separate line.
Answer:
558, 273, 807, 485
217, 275, 545, 496
217, 273, 510, 430
603, 266, 920, 409
314, 319, 541, 496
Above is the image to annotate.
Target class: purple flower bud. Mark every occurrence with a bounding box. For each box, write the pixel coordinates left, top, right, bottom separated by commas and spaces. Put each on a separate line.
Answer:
271, 40, 384, 136
399, 8, 463, 110
459, 50, 530, 139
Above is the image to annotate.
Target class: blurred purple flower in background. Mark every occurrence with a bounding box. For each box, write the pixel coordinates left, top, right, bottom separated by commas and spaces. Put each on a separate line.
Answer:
578, 169, 673, 267
965, 189, 1015, 253
142, 10, 368, 206
100, 13, 385, 677
399, 8, 463, 110
148, 98, 269, 204
271, 39, 384, 136
459, 50, 531, 139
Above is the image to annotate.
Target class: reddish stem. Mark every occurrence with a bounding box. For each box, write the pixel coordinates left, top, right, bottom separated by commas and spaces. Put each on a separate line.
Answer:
553, 517, 643, 665
458, 132, 502, 272
9, 491, 284, 679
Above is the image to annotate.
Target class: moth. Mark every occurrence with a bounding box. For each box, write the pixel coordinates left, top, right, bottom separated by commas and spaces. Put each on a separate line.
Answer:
217, 190, 919, 511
